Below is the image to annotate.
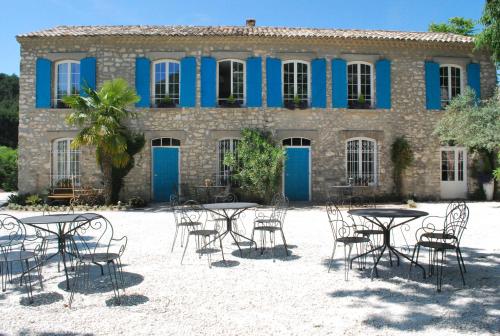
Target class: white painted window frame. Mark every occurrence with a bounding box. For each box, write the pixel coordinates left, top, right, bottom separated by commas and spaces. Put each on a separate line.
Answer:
216, 59, 246, 105
216, 138, 240, 186
347, 61, 374, 107
439, 64, 464, 106
54, 60, 80, 104
51, 138, 81, 186
282, 60, 311, 104
151, 59, 181, 105
345, 137, 378, 185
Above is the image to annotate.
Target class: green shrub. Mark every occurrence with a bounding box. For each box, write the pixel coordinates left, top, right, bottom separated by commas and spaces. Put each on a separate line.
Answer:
25, 194, 43, 206
7, 193, 28, 205
128, 196, 147, 208
0, 146, 17, 191
390, 137, 413, 198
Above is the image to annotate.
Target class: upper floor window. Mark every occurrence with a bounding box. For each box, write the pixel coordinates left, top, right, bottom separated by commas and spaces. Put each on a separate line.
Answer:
440, 65, 462, 108
153, 60, 180, 107
346, 138, 377, 186
55, 61, 80, 108
218, 60, 245, 107
283, 61, 309, 107
217, 138, 240, 186
52, 138, 81, 187
348, 62, 372, 109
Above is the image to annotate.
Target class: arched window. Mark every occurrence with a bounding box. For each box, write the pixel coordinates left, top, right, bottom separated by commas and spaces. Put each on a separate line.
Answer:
283, 60, 310, 105
54, 60, 80, 108
217, 59, 245, 106
52, 138, 81, 187
440, 65, 462, 108
282, 137, 311, 146
346, 138, 377, 185
347, 62, 373, 109
152, 60, 180, 107
217, 138, 240, 186
151, 137, 181, 147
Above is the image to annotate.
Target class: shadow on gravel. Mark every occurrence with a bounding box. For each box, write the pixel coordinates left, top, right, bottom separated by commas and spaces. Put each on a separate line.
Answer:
211, 259, 240, 268
105, 294, 149, 307
326, 247, 500, 334
232, 244, 300, 261
19, 291, 64, 306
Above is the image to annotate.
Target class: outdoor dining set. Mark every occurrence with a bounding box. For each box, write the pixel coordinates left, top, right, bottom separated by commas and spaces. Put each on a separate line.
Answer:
0, 190, 470, 307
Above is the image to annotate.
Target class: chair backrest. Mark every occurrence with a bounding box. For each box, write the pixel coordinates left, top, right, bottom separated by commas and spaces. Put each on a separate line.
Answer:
67, 214, 114, 261
444, 202, 469, 244
177, 200, 206, 230
0, 214, 26, 250
325, 202, 355, 241
271, 194, 288, 228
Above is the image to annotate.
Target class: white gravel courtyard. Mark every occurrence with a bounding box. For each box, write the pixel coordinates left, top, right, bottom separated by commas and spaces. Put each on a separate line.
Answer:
0, 202, 499, 336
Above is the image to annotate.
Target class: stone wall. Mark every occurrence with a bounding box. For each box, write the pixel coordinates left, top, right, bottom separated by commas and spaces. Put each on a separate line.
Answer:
17, 36, 498, 201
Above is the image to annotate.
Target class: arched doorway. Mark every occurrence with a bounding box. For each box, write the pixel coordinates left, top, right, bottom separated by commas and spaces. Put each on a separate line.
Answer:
282, 137, 311, 201
151, 137, 180, 202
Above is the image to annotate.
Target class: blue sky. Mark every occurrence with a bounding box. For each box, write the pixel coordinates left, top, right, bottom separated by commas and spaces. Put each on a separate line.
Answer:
1, 0, 485, 75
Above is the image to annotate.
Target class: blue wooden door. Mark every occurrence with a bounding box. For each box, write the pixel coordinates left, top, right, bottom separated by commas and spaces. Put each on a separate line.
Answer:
152, 147, 179, 202
284, 147, 310, 201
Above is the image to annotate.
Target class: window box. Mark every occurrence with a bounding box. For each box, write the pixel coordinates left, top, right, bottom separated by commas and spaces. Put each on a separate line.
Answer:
348, 101, 372, 109
218, 100, 242, 108
284, 101, 308, 110
153, 101, 177, 108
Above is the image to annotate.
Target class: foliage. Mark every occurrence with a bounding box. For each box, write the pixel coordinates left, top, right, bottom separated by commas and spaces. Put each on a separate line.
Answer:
0, 73, 19, 148
25, 194, 43, 206
475, 0, 500, 64
0, 146, 17, 191
7, 193, 30, 206
493, 152, 500, 181
111, 132, 145, 203
63, 78, 140, 205
390, 137, 414, 197
128, 196, 147, 208
224, 128, 285, 203
429, 17, 476, 36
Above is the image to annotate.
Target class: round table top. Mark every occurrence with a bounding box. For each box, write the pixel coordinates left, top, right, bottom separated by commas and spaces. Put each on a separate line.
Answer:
202, 202, 259, 210
20, 213, 101, 225
348, 208, 429, 218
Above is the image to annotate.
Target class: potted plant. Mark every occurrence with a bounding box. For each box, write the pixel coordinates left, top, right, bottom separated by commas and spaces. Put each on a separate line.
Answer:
156, 95, 176, 108
349, 94, 371, 109
285, 96, 308, 110
220, 95, 241, 108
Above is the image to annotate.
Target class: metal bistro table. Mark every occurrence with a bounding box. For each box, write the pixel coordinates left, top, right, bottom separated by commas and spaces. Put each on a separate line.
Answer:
348, 208, 428, 279
202, 202, 258, 256
21, 213, 101, 289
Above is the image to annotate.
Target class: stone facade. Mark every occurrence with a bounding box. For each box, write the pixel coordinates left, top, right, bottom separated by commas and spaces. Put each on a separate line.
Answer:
16, 32, 498, 202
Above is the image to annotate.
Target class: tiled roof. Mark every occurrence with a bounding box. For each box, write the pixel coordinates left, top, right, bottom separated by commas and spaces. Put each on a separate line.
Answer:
17, 25, 474, 44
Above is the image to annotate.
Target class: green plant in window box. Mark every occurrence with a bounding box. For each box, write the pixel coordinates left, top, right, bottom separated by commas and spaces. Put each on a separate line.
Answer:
221, 94, 241, 108
56, 100, 69, 109
157, 95, 176, 108
285, 96, 308, 110
350, 94, 371, 109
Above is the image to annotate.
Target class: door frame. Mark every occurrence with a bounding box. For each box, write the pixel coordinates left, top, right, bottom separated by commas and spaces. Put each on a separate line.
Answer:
439, 146, 468, 199
151, 144, 181, 202
282, 145, 312, 201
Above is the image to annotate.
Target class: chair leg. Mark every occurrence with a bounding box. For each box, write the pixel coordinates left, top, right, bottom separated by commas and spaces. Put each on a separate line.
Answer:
280, 230, 289, 257
455, 249, 466, 286
171, 225, 179, 253
457, 247, 466, 273
181, 234, 190, 265
328, 241, 337, 273
408, 245, 417, 280
68, 262, 82, 308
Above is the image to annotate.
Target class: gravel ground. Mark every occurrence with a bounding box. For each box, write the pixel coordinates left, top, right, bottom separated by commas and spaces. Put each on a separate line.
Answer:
0, 202, 499, 336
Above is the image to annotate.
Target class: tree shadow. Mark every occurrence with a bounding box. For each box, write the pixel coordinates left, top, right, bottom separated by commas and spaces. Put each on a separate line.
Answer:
17, 330, 94, 336
19, 291, 64, 306
326, 247, 500, 333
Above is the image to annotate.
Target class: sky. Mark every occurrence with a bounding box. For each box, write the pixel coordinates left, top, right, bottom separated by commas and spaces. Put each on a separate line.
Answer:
0, 0, 486, 75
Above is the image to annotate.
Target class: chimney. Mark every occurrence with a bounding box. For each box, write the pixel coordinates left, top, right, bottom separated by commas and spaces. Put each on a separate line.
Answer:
246, 19, 256, 27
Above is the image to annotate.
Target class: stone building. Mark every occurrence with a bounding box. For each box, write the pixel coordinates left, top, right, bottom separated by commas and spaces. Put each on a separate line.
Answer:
16, 22, 497, 202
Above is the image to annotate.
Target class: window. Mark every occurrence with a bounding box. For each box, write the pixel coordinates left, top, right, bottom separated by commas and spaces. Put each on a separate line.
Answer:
55, 61, 80, 108
440, 65, 462, 108
218, 60, 245, 105
217, 138, 240, 186
282, 137, 311, 146
441, 149, 464, 182
151, 137, 181, 147
283, 61, 309, 105
346, 138, 377, 185
52, 139, 80, 187
347, 62, 372, 108
153, 60, 180, 107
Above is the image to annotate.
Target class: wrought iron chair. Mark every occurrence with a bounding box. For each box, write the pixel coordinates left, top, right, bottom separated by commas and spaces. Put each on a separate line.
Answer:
0, 214, 43, 303
66, 214, 127, 307
180, 201, 225, 268
325, 202, 376, 280
251, 194, 289, 260
408, 202, 469, 291
170, 196, 203, 252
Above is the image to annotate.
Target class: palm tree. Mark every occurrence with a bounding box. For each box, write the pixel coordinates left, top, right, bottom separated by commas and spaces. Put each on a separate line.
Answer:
63, 78, 140, 205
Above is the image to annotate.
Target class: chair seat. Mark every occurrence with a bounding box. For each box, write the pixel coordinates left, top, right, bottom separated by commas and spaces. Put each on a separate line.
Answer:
255, 218, 280, 224
417, 241, 456, 250
2, 250, 36, 262
337, 236, 370, 244
254, 225, 281, 232
178, 221, 203, 227
420, 232, 456, 240
355, 229, 384, 235
79, 252, 120, 263
189, 229, 219, 237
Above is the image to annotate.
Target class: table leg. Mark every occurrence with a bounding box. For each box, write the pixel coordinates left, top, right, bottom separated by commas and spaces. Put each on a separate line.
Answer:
59, 235, 71, 290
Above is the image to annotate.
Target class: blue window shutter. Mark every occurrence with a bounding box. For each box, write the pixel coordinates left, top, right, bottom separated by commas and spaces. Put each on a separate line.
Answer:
311, 58, 326, 108
80, 57, 96, 95
425, 61, 440, 110
135, 57, 151, 108
201, 56, 216, 107
375, 59, 391, 109
180, 57, 196, 107
331, 58, 347, 108
467, 62, 481, 101
266, 57, 282, 107
246, 57, 262, 107
35, 58, 52, 108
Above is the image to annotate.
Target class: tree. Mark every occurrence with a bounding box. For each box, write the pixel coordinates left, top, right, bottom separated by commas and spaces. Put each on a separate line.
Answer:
63, 78, 140, 205
475, 0, 500, 64
429, 17, 476, 36
434, 88, 500, 188
390, 137, 413, 198
0, 74, 19, 148
224, 128, 285, 203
